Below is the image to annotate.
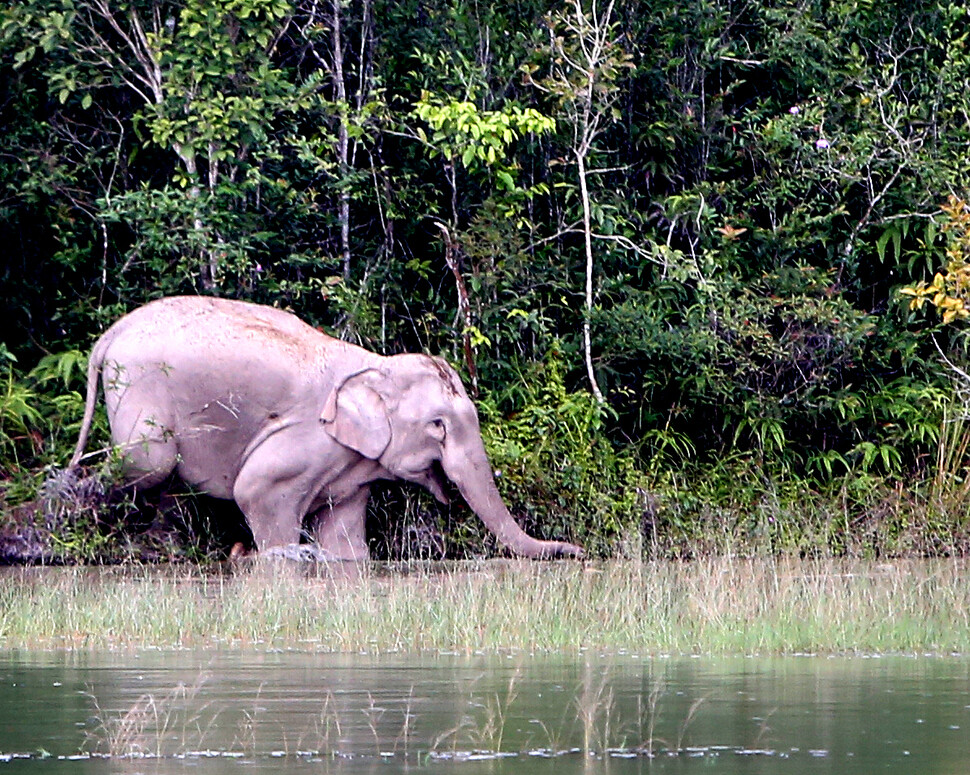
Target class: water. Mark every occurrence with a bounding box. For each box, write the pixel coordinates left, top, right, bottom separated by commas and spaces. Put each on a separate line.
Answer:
1, 650, 968, 773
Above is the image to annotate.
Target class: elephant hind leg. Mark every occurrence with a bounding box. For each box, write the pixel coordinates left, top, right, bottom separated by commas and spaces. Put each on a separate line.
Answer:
108, 396, 179, 489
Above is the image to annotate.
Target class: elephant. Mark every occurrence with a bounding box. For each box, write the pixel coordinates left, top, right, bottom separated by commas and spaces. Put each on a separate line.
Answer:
69, 296, 583, 561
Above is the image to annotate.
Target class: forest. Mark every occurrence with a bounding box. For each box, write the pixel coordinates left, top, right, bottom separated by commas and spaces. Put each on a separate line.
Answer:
2, 0, 970, 562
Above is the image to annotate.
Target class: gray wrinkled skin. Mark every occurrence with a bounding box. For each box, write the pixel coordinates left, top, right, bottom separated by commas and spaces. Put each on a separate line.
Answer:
71, 297, 583, 561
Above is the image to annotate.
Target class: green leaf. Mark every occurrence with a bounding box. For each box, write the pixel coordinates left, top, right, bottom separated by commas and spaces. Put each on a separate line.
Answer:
876, 228, 893, 263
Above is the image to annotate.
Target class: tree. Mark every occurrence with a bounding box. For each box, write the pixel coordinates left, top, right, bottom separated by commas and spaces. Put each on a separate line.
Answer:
409, 72, 554, 392
7, 0, 299, 291
533, 0, 632, 403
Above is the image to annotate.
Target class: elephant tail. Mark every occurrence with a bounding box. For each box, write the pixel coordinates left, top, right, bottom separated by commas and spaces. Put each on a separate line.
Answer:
68, 334, 110, 469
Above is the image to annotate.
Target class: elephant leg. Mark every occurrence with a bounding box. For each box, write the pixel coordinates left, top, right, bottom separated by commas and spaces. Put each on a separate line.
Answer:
232, 454, 310, 551
107, 391, 178, 489
313, 487, 370, 561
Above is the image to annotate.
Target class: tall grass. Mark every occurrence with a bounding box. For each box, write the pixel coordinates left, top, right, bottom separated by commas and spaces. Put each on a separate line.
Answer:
0, 559, 968, 654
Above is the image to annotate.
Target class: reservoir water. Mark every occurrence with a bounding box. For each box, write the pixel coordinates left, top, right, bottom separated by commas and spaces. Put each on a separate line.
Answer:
1, 650, 968, 773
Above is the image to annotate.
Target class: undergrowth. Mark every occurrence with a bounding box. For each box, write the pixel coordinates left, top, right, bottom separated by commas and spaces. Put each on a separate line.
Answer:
2, 347, 970, 563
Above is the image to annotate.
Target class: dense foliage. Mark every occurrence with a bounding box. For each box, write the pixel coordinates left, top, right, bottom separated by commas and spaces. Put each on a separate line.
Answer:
2, 0, 970, 560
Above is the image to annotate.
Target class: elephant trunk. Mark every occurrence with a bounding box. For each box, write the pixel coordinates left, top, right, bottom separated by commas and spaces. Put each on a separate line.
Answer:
445, 442, 583, 559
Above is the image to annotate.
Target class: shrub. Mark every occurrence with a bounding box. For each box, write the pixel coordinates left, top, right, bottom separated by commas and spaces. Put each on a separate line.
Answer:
479, 346, 649, 557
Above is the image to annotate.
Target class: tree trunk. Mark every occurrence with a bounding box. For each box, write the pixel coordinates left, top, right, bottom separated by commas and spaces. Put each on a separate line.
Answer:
576, 149, 605, 404
174, 142, 216, 291
332, 0, 351, 279
435, 223, 478, 397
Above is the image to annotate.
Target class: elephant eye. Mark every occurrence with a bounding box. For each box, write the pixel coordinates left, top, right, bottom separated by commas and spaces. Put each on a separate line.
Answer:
428, 418, 446, 439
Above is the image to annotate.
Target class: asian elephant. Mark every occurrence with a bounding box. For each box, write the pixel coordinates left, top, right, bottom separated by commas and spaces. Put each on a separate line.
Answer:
69, 296, 583, 560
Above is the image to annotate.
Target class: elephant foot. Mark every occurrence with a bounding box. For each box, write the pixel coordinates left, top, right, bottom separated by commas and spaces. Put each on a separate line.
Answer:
261, 543, 356, 563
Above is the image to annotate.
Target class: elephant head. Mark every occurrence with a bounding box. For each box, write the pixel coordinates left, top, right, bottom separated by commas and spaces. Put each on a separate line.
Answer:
321, 355, 583, 559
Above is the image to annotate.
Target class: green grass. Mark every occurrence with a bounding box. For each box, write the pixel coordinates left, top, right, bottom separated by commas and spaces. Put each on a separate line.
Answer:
0, 558, 968, 654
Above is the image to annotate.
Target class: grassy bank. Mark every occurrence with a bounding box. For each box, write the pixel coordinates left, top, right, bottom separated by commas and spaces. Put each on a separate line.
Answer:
1, 558, 968, 654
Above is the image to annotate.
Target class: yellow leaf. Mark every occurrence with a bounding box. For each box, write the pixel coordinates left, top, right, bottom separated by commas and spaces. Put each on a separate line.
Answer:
715, 224, 748, 240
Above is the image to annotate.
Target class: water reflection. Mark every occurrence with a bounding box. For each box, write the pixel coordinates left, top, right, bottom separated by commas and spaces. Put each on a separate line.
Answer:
0, 651, 968, 774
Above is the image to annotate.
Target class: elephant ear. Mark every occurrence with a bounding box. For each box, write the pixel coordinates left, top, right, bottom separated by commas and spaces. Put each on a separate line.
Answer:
320, 369, 392, 460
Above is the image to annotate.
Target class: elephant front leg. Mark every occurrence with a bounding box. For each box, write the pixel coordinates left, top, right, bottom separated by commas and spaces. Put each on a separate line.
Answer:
232, 465, 308, 551
313, 487, 370, 561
